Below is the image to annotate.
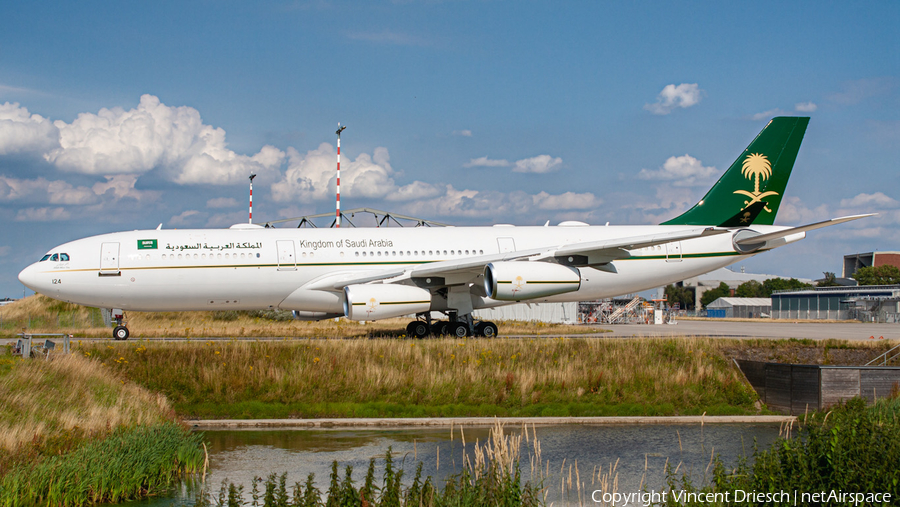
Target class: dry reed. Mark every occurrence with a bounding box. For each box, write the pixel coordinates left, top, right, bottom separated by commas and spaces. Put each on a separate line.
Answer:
0, 353, 174, 452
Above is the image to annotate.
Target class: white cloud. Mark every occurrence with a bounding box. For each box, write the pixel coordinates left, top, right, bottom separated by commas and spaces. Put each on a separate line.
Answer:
828, 78, 895, 105
0, 245, 10, 257
169, 209, 206, 226
644, 83, 703, 115
0, 174, 159, 209
839, 192, 898, 209
385, 181, 442, 201
0, 176, 53, 201
92, 175, 160, 203
464, 156, 509, 168
47, 180, 98, 205
0, 102, 60, 155
400, 185, 601, 220
16, 207, 70, 222
532, 191, 600, 210
452, 129, 472, 137
750, 108, 788, 121
794, 102, 817, 112
776, 196, 829, 225
272, 144, 434, 204
637, 154, 718, 187
207, 197, 240, 208
206, 210, 248, 228
513, 155, 562, 174
37, 94, 284, 185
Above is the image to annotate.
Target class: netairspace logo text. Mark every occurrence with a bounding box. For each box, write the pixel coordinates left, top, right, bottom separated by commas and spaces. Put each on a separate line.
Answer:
591, 489, 892, 506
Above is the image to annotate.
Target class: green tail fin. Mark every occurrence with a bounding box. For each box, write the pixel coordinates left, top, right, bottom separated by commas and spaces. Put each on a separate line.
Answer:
662, 117, 809, 226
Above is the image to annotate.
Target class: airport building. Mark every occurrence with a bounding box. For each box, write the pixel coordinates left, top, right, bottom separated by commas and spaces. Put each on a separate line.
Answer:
473, 302, 578, 324
705, 297, 772, 319
843, 251, 900, 278
770, 285, 900, 322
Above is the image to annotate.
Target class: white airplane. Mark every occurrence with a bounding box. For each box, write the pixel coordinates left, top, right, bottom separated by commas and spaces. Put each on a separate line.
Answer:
18, 117, 870, 340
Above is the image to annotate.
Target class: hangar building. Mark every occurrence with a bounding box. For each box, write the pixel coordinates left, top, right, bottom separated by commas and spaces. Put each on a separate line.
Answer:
706, 297, 772, 319
770, 285, 900, 322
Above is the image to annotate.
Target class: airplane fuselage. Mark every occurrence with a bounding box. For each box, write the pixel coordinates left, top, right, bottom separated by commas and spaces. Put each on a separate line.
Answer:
18, 223, 791, 314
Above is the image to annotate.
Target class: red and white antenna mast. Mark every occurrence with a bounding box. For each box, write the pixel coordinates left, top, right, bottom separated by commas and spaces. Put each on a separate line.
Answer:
248, 173, 256, 224
335, 123, 346, 228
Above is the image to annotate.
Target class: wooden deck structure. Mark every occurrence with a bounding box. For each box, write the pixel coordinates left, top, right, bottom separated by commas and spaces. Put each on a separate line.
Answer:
736, 359, 900, 415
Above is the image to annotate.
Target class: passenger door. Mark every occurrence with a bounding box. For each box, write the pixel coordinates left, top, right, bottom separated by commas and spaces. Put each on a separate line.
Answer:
277, 240, 296, 271
497, 237, 516, 253
100, 242, 121, 276
666, 241, 682, 262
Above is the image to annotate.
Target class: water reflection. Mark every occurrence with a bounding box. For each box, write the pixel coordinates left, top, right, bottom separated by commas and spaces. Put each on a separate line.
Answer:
125, 423, 782, 506
196, 423, 781, 505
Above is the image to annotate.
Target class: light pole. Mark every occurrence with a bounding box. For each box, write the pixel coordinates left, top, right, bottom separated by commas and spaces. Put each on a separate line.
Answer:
249, 173, 256, 224
336, 124, 346, 228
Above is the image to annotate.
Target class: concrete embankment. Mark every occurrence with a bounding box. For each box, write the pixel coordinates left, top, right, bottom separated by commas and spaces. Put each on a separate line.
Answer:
188, 415, 795, 429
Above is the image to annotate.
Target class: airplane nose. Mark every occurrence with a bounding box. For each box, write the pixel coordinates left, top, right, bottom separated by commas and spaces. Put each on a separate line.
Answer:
18, 264, 38, 291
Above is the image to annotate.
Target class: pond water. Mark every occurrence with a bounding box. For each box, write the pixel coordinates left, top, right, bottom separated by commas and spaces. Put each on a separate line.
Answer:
126, 423, 784, 506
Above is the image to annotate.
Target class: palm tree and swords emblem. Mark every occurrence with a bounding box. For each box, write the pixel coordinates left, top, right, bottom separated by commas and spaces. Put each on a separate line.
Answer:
734, 153, 778, 214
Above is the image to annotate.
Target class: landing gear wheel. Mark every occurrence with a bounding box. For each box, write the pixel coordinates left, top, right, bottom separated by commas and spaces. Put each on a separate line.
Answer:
431, 321, 449, 336
406, 321, 418, 337
410, 321, 430, 339
113, 326, 130, 341
451, 322, 469, 338
479, 321, 498, 338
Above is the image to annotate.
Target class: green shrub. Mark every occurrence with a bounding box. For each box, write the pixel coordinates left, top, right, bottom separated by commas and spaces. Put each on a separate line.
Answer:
662, 397, 900, 505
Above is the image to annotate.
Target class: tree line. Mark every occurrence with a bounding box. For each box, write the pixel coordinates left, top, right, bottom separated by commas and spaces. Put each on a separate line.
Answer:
665, 265, 900, 310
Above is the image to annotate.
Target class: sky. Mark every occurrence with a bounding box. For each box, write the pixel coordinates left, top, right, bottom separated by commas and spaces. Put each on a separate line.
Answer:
1, 0, 898, 298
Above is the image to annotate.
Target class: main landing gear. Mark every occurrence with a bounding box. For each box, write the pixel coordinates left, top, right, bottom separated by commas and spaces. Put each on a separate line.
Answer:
111, 308, 130, 340
406, 314, 498, 339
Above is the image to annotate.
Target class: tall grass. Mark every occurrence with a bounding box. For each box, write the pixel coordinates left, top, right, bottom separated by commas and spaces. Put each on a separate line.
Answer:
0, 295, 595, 338
1, 422, 205, 507
79, 337, 759, 418
196, 421, 543, 507
0, 353, 173, 452
0, 353, 204, 506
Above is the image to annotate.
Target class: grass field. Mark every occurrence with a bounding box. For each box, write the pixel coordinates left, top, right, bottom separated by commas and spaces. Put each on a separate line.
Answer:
73, 336, 763, 418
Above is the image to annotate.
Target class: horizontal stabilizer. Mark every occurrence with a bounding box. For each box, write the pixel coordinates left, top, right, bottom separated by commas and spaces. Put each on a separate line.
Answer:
735, 214, 875, 245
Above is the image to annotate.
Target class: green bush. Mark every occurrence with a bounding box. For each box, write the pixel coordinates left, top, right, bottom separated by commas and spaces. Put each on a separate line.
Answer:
662, 397, 900, 506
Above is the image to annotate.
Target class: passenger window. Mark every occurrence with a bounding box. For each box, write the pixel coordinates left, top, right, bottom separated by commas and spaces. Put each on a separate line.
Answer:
60, 253, 70, 261
50, 254, 59, 262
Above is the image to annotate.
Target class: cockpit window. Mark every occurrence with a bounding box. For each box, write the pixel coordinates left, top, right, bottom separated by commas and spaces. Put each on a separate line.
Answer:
50, 254, 59, 262
60, 253, 70, 261
40, 254, 51, 262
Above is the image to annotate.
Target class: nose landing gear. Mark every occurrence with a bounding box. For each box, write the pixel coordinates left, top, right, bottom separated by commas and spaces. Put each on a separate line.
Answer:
111, 309, 129, 340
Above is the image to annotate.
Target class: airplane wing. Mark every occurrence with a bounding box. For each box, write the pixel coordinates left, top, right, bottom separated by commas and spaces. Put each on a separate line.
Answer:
305, 226, 726, 291
734, 214, 875, 246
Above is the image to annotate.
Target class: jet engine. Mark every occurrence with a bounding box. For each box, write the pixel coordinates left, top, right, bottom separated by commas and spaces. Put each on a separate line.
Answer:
343, 284, 432, 321
484, 262, 581, 301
